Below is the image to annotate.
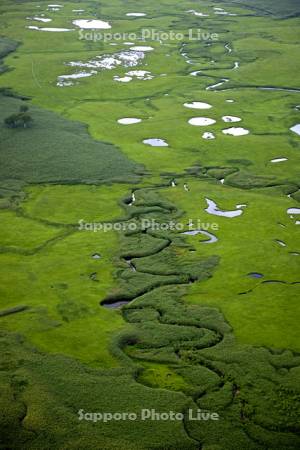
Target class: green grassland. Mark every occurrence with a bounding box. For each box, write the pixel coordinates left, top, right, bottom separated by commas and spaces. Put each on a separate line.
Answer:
163, 179, 300, 350
0, 94, 140, 187
0, 0, 299, 448
22, 184, 129, 224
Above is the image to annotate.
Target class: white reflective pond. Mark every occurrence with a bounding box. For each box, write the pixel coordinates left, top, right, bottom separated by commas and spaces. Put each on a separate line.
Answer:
143, 138, 169, 147
117, 118, 142, 125
189, 117, 216, 126
73, 19, 111, 29
222, 127, 249, 136
184, 102, 212, 109
205, 198, 244, 218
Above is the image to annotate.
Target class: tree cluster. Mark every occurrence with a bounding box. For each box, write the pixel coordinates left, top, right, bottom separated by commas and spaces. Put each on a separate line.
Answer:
4, 105, 33, 128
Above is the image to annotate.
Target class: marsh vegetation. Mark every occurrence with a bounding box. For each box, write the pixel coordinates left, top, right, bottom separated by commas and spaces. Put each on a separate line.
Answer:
0, 0, 299, 448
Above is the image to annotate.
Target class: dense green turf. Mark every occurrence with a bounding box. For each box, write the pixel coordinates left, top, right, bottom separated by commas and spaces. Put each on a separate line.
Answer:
0, 0, 299, 448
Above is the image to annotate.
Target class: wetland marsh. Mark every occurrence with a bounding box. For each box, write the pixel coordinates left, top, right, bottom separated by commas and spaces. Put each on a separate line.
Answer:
0, 0, 299, 448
